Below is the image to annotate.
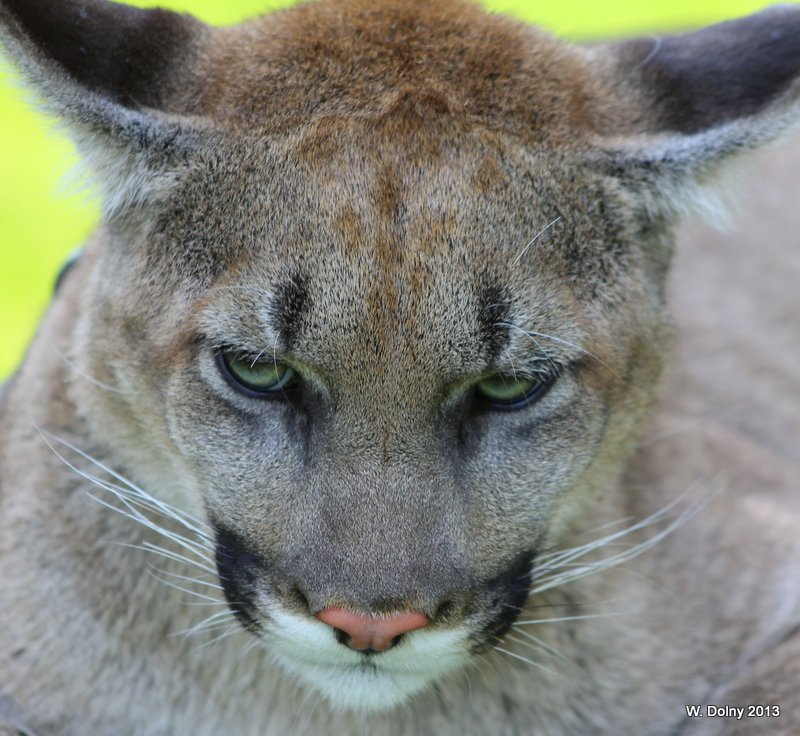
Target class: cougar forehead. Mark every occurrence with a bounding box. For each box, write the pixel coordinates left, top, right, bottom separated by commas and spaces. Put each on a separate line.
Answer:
147, 116, 636, 381
199, 0, 596, 141
90, 0, 644, 367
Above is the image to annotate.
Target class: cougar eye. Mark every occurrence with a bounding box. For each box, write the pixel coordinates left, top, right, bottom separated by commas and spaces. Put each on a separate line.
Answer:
217, 348, 298, 397
476, 374, 554, 410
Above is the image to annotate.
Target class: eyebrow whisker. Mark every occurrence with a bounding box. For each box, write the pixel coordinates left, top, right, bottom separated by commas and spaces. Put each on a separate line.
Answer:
508, 217, 562, 267
497, 322, 620, 378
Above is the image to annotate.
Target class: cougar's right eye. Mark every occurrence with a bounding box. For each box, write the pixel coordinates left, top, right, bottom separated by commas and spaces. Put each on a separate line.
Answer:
475, 372, 556, 411
216, 348, 298, 398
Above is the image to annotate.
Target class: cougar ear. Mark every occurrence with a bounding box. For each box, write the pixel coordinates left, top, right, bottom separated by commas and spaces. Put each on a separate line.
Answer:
593, 6, 800, 220
0, 0, 210, 214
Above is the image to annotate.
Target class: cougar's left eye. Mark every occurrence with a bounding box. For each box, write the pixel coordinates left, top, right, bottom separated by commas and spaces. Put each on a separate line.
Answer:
217, 348, 298, 397
476, 374, 554, 410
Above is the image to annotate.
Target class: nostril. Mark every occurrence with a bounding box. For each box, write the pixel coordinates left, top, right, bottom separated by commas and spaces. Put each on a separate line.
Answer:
332, 626, 404, 652
335, 631, 404, 654
332, 626, 350, 647
316, 607, 429, 652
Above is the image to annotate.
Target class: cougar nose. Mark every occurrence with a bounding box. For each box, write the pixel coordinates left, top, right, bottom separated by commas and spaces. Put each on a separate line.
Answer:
315, 607, 430, 652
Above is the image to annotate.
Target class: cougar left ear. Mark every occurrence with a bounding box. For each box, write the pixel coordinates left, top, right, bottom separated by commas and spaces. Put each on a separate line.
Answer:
591, 6, 800, 219
0, 0, 211, 214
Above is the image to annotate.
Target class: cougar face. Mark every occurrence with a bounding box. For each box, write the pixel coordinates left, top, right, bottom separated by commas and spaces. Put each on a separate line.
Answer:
1, 0, 799, 728
94, 118, 649, 708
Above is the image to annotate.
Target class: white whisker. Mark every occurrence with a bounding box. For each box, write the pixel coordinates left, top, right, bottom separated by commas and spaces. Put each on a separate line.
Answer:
492, 645, 560, 678
35, 425, 217, 575
515, 611, 623, 626
498, 322, 619, 378
174, 609, 234, 637
536, 492, 687, 570
114, 541, 216, 576
191, 624, 243, 653
148, 569, 225, 604
509, 216, 562, 267
37, 428, 212, 540
506, 631, 575, 670
153, 567, 224, 591
533, 490, 712, 595
45, 338, 123, 394
85, 488, 215, 567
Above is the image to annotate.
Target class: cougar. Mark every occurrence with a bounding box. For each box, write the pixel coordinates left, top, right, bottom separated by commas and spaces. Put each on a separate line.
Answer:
1, 0, 799, 734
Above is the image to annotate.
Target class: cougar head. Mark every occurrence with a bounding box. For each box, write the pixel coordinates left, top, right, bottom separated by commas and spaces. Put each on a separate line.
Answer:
2, 0, 799, 711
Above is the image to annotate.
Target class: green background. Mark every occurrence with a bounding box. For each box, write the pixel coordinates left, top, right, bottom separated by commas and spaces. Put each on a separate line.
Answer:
0, 0, 783, 379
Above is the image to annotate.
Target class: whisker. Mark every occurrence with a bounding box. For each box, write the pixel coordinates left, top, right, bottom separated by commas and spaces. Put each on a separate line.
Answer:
535, 493, 688, 570
103, 485, 214, 551
515, 611, 624, 626
191, 624, 243, 653
492, 645, 560, 678
32, 424, 235, 635
37, 428, 212, 540
505, 632, 576, 670
509, 216, 562, 267
36, 426, 216, 570
140, 541, 217, 574
498, 322, 619, 378
114, 541, 216, 576
153, 567, 224, 591
148, 569, 224, 605
45, 338, 123, 394
508, 324, 559, 374
174, 609, 234, 637
86, 488, 215, 568
533, 491, 711, 595
180, 600, 235, 607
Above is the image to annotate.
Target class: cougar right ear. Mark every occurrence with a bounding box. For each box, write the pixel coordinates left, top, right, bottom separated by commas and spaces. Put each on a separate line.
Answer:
0, 0, 211, 214
591, 6, 800, 221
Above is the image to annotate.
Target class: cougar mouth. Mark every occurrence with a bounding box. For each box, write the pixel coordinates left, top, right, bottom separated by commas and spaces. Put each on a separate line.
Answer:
265, 609, 473, 712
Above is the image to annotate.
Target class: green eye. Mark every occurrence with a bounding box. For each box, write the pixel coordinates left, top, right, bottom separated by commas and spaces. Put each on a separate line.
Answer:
476, 374, 552, 410
218, 348, 298, 397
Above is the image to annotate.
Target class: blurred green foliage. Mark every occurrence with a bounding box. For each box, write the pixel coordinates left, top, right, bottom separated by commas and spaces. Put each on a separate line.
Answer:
0, 0, 779, 378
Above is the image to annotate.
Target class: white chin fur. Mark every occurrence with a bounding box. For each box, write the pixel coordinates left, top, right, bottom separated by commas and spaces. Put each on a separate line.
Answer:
266, 609, 470, 712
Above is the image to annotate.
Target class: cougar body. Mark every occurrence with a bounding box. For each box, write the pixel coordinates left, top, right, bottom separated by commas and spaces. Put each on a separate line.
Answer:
0, 1, 799, 734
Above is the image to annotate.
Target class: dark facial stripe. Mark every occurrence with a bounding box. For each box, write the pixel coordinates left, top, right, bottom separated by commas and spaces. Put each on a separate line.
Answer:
477, 283, 512, 363
268, 272, 310, 349
479, 549, 535, 646
212, 521, 267, 633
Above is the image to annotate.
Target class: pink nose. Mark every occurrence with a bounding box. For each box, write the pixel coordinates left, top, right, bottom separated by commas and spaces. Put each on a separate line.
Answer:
315, 607, 430, 652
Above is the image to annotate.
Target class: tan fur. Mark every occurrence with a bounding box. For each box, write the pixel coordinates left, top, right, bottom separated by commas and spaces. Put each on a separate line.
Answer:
1, 1, 799, 734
